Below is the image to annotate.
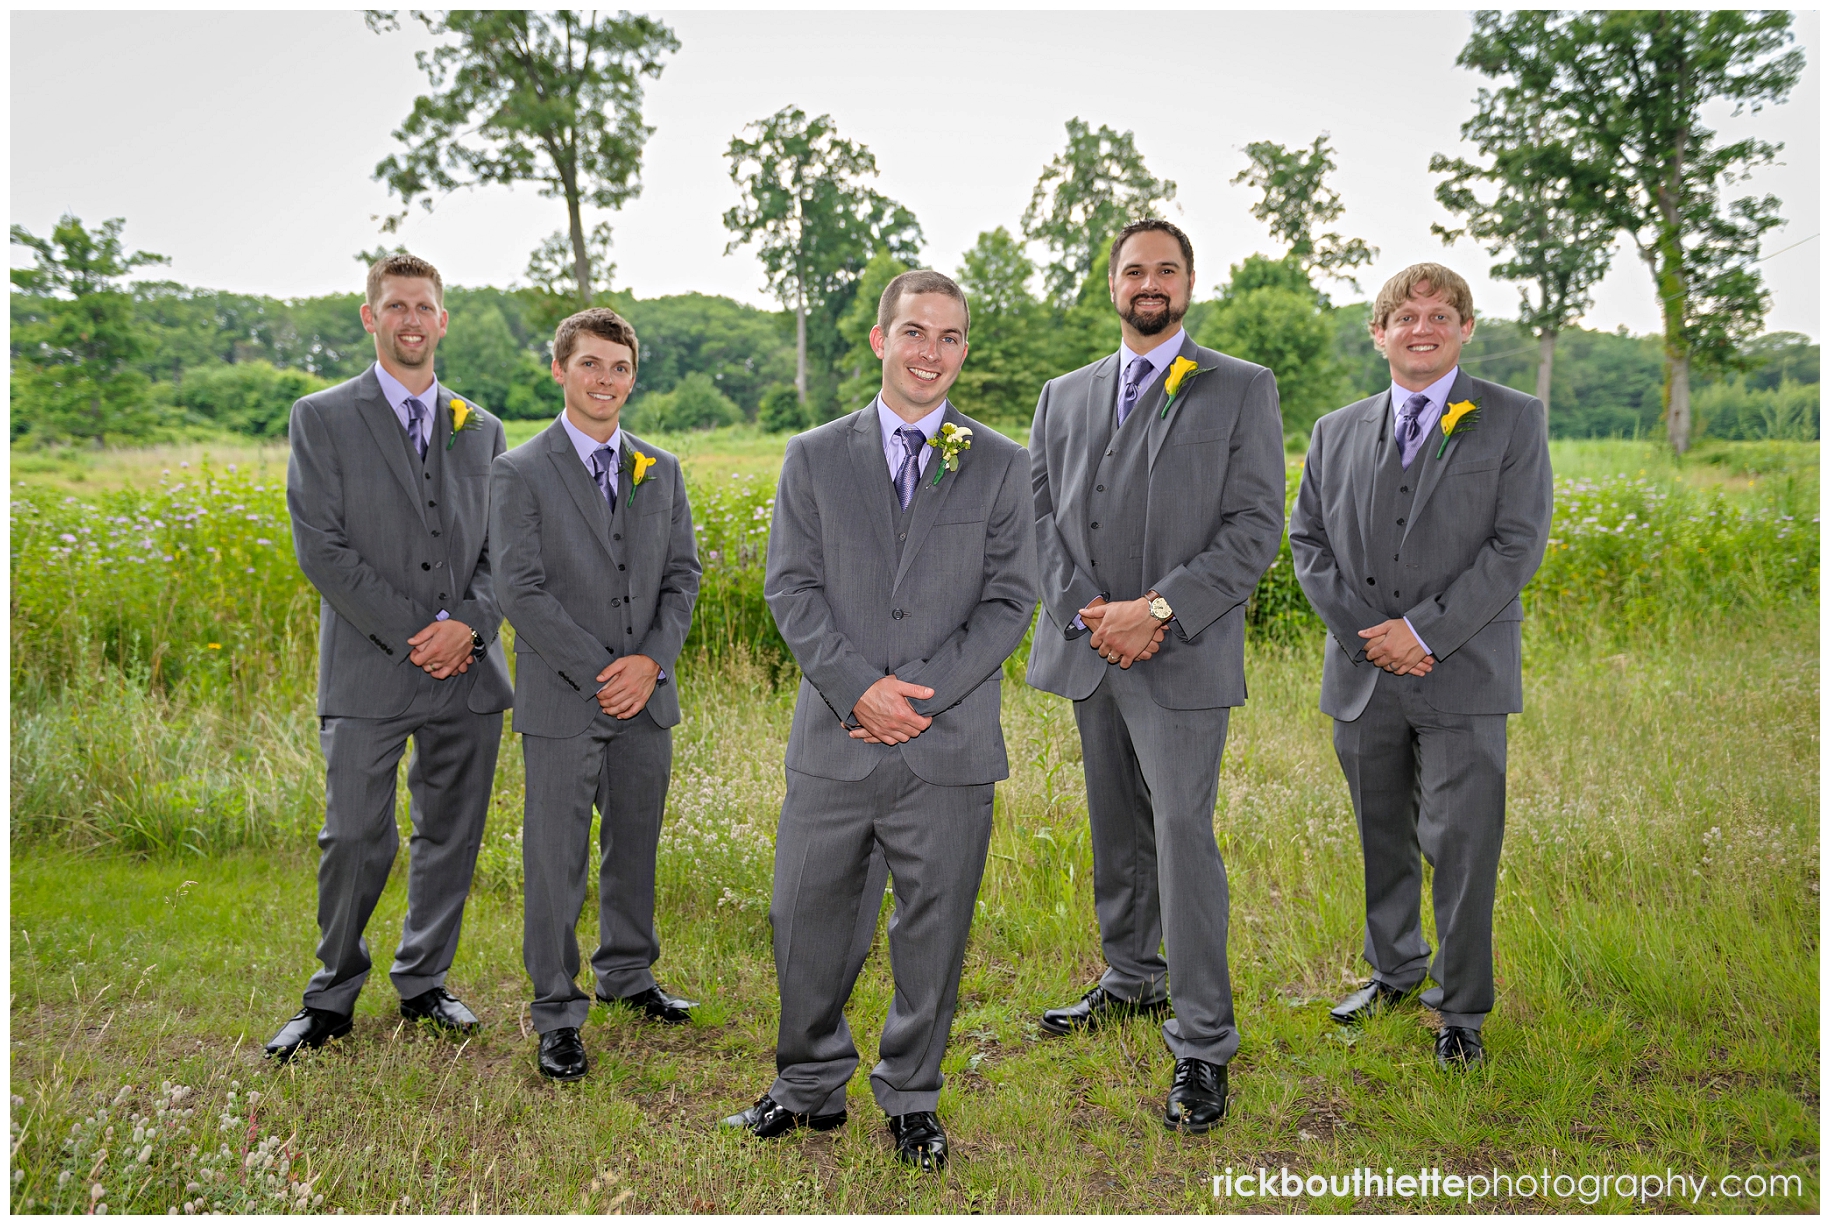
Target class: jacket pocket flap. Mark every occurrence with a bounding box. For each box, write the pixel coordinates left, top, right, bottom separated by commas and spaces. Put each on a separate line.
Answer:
1173, 426, 1229, 446
1445, 456, 1501, 476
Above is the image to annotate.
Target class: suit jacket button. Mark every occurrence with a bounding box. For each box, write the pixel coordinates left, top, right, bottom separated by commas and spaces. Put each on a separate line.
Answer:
1397, 517, 1405, 526
611, 598, 621, 607
1090, 522, 1100, 529
1096, 484, 1105, 492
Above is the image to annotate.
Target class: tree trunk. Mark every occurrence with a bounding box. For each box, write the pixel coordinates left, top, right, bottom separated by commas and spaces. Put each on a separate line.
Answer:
794, 278, 808, 405
1536, 328, 1556, 436
565, 188, 591, 308
1667, 352, 1692, 455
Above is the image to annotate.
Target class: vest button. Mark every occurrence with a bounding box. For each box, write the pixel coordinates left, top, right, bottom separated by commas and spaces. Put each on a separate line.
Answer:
422, 562, 431, 570
1396, 517, 1405, 526
1400, 486, 1408, 494
1366, 576, 1376, 585
1394, 591, 1401, 598
1096, 484, 1105, 492
618, 564, 625, 571
427, 500, 437, 507
898, 532, 906, 541
613, 533, 621, 541
892, 609, 903, 620
431, 530, 440, 537
1090, 522, 1100, 529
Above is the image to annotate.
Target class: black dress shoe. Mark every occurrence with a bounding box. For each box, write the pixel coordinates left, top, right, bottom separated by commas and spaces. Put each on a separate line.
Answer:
1163, 1058, 1228, 1133
1435, 1026, 1485, 1069
598, 984, 697, 1025
399, 986, 480, 1033
263, 1007, 352, 1063
1039, 984, 1171, 1036
1329, 980, 1411, 1026
538, 1027, 589, 1081
887, 1111, 948, 1171
721, 1093, 847, 1138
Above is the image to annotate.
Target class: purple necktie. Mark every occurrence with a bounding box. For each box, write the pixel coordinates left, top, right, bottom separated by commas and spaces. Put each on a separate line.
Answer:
893, 426, 926, 510
591, 443, 618, 514
1116, 355, 1153, 427
1397, 392, 1428, 469
403, 397, 429, 461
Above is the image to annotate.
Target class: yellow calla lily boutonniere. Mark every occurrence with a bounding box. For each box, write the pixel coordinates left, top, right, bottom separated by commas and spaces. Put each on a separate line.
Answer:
626, 449, 656, 506
926, 421, 973, 486
445, 397, 484, 450
1160, 355, 1213, 418
1436, 399, 1481, 458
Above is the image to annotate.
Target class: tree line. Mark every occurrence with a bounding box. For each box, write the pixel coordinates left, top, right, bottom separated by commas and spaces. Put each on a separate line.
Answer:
10, 10, 1817, 449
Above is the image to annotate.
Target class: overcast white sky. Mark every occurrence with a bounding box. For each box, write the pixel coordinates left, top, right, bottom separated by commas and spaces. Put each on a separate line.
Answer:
10, 9, 1821, 340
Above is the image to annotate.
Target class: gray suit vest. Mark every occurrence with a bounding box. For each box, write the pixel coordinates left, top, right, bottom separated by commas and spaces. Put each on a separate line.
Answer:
1365, 428, 1427, 619
1086, 402, 1153, 603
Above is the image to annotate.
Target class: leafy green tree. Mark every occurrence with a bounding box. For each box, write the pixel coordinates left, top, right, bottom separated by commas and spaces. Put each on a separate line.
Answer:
1231, 135, 1376, 298
171, 360, 331, 437
1458, 10, 1803, 453
366, 9, 678, 307
628, 370, 740, 432
437, 301, 523, 412
1022, 118, 1177, 306
525, 221, 616, 300
950, 227, 1053, 424
759, 383, 810, 433
1049, 248, 1123, 379
835, 251, 910, 412
619, 292, 794, 417
11, 215, 169, 444
1198, 256, 1343, 438
722, 106, 923, 410
1432, 34, 1619, 431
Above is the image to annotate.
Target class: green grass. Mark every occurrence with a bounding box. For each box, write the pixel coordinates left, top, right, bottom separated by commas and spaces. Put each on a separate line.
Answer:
10, 621, 1818, 1213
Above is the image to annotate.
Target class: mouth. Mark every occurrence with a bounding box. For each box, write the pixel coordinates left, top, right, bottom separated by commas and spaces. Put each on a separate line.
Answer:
588, 392, 619, 402
1133, 296, 1169, 310
908, 367, 941, 384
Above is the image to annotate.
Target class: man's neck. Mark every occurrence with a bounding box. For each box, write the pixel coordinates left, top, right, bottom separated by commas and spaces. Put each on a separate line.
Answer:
1119, 323, 1183, 357
880, 389, 943, 426
1390, 365, 1456, 395
564, 404, 619, 444
376, 352, 436, 397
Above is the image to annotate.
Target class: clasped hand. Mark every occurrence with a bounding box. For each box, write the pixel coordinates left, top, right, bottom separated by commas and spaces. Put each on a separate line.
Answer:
408, 619, 474, 679
1079, 596, 1166, 668
848, 675, 935, 744
1359, 618, 1435, 676
596, 654, 661, 719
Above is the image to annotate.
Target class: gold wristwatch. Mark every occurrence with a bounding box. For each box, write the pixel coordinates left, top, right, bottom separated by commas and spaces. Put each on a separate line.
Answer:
1146, 591, 1173, 623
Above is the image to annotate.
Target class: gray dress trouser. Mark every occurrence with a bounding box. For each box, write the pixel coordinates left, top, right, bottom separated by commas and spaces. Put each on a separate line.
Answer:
306, 674, 501, 1015
1076, 665, 1239, 1066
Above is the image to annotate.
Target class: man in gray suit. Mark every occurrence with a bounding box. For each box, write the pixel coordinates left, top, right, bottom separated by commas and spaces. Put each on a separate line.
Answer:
1289, 262, 1552, 1069
1027, 220, 1285, 1132
723, 270, 1037, 1171
490, 308, 702, 1081
269, 253, 513, 1061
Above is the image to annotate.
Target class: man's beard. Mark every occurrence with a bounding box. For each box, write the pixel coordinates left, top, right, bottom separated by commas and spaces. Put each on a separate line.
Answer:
387, 334, 434, 367
1120, 294, 1186, 337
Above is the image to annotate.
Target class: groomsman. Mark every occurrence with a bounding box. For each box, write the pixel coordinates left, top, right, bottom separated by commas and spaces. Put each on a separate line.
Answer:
270, 253, 512, 1060
490, 308, 702, 1081
726, 271, 1037, 1170
1027, 220, 1285, 1131
1289, 263, 1551, 1068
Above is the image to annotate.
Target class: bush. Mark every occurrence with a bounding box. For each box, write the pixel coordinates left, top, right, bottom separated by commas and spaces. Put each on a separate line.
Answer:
758, 384, 810, 433
626, 371, 741, 433
1694, 376, 1819, 441
172, 361, 330, 438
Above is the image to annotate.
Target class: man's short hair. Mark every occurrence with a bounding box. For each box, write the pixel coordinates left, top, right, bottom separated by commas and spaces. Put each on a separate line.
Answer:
365, 253, 444, 309
877, 269, 971, 337
1369, 262, 1476, 331
552, 307, 639, 370
1108, 219, 1195, 279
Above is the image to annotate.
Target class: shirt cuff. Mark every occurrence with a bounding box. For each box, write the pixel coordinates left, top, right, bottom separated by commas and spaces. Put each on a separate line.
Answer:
435, 609, 450, 621
1403, 617, 1432, 658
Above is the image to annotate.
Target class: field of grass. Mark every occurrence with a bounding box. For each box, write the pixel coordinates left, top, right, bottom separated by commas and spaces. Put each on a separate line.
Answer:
8, 437, 1819, 1213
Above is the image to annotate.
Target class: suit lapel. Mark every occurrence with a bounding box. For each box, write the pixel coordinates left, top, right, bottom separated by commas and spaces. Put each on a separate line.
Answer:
354, 368, 431, 532
891, 402, 964, 594
1351, 392, 1387, 568
1401, 368, 1475, 547
1145, 334, 1198, 471
544, 420, 618, 565
846, 407, 900, 571
1081, 354, 1118, 500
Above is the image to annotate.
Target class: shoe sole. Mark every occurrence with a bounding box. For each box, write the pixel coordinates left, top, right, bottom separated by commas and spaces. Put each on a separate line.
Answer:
595, 997, 694, 1025
1163, 1113, 1224, 1135
1038, 1005, 1171, 1037
401, 1013, 480, 1033
265, 1021, 354, 1062
539, 1066, 589, 1082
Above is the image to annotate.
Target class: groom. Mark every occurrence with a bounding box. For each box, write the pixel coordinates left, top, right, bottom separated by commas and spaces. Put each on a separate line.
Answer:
1289, 262, 1551, 1068
726, 270, 1037, 1170
270, 253, 512, 1061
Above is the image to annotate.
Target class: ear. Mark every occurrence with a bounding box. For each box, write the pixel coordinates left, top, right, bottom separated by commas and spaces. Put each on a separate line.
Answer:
360, 302, 377, 335
869, 325, 887, 361
551, 358, 565, 384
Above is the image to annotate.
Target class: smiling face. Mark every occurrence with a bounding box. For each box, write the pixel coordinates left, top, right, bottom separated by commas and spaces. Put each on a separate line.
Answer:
870, 291, 970, 423
360, 276, 447, 385
553, 333, 637, 442
1371, 283, 1476, 391
1109, 229, 1192, 345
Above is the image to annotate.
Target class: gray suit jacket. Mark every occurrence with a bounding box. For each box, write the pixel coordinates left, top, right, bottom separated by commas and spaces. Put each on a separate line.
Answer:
287, 365, 512, 719
1289, 369, 1553, 721
490, 419, 701, 738
1026, 335, 1287, 708
765, 404, 1039, 786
